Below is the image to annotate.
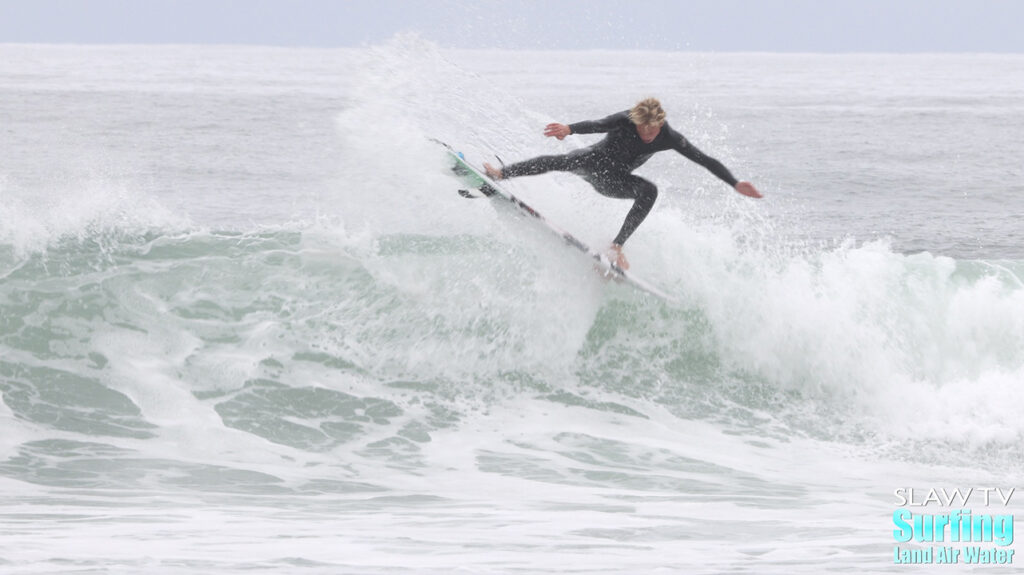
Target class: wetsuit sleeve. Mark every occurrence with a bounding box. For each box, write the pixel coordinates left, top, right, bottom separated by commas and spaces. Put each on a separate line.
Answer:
670, 131, 739, 187
568, 111, 630, 135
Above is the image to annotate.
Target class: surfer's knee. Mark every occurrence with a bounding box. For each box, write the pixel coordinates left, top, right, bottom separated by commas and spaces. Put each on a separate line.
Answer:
636, 179, 658, 206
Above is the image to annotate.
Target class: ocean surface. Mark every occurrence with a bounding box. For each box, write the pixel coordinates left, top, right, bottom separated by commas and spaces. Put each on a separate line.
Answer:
1, 38, 1023, 573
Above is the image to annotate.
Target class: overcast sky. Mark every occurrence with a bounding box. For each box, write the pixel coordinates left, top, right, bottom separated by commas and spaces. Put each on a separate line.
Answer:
1, 0, 1022, 52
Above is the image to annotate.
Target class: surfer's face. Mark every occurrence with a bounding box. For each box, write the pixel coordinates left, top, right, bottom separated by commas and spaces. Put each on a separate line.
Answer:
636, 122, 662, 143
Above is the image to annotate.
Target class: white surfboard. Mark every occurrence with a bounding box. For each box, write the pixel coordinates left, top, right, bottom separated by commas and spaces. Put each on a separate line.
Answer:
438, 141, 677, 303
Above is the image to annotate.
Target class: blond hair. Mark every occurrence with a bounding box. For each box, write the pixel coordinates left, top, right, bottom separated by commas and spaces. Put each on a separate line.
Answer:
629, 98, 666, 126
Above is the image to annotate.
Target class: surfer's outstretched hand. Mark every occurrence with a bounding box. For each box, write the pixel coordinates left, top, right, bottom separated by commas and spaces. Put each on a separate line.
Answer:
544, 123, 571, 140
735, 181, 762, 198
607, 244, 629, 270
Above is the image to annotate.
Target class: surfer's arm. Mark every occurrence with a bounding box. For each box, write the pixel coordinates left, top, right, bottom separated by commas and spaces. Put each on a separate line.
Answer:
544, 112, 623, 140
672, 133, 763, 198
565, 111, 630, 136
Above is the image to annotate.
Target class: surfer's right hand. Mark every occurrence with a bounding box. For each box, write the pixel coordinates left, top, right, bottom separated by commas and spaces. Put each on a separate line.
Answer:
543, 123, 571, 140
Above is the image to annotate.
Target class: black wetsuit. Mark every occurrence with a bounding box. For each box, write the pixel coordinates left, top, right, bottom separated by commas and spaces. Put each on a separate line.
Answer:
502, 111, 739, 246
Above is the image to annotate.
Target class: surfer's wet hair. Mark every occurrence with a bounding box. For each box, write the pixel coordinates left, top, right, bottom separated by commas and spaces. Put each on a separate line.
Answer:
629, 98, 666, 126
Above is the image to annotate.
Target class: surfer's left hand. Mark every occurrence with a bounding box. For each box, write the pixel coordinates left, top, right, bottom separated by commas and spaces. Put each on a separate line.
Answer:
735, 181, 762, 199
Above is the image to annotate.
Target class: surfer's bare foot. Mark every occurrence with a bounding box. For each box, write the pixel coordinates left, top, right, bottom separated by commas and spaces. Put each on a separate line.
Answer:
608, 244, 629, 270
483, 162, 504, 180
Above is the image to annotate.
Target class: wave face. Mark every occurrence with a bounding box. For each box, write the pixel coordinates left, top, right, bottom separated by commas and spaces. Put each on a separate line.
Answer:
1, 40, 1023, 573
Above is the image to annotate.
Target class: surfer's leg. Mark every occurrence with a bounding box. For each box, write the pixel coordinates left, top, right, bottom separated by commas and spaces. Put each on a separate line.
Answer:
494, 149, 598, 180
502, 154, 577, 178
583, 174, 659, 246
613, 181, 658, 246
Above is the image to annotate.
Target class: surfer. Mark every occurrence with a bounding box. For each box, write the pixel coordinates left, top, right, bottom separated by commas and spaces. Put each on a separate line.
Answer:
484, 98, 761, 269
